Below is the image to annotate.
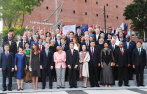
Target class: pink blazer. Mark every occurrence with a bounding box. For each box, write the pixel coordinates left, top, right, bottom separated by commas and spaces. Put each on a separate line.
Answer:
54, 51, 66, 68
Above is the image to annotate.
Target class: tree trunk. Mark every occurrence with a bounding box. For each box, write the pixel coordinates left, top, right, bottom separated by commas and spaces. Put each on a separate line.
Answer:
144, 31, 146, 41
21, 13, 25, 26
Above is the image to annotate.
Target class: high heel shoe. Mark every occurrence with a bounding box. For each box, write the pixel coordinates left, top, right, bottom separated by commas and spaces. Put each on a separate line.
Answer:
17, 88, 20, 91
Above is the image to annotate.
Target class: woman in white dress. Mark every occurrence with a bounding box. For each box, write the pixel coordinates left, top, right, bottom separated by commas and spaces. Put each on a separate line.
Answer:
73, 37, 80, 51
79, 44, 90, 88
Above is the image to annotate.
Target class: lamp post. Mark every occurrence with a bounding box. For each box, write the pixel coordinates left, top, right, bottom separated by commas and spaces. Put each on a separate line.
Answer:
103, 6, 106, 33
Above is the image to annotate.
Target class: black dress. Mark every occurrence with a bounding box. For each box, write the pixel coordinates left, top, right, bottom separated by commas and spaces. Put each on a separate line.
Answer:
30, 53, 40, 77
100, 48, 115, 85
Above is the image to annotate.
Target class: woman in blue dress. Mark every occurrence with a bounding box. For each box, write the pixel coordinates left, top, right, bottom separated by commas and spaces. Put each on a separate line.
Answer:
15, 46, 27, 91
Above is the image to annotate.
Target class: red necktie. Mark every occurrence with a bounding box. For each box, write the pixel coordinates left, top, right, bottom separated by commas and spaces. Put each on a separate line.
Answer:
40, 45, 42, 51
121, 48, 124, 55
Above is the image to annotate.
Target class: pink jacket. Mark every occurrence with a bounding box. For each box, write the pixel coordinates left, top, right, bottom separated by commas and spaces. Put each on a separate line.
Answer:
54, 51, 66, 68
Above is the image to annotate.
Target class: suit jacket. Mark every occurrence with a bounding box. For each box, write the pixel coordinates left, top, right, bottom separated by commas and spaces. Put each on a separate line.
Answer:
0, 52, 14, 70
109, 45, 119, 56
3, 35, 8, 43
40, 49, 54, 68
80, 41, 90, 51
61, 44, 69, 52
26, 36, 33, 44
55, 40, 61, 46
88, 47, 100, 66
66, 49, 79, 67
118, 38, 126, 42
50, 37, 57, 40
18, 41, 28, 49
115, 48, 130, 67
94, 34, 101, 41
66, 39, 72, 45
123, 41, 136, 57
132, 48, 146, 66
30, 41, 39, 49
117, 33, 126, 38
3, 41, 17, 56
38, 45, 45, 51
96, 44, 104, 51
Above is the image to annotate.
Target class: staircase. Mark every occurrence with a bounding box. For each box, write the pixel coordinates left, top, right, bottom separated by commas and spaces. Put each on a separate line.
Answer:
0, 69, 147, 90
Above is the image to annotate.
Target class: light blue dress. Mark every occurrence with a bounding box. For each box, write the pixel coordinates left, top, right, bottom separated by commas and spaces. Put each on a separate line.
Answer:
14, 53, 27, 79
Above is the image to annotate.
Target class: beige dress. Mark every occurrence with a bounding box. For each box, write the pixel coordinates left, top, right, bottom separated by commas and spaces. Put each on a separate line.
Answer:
79, 51, 90, 77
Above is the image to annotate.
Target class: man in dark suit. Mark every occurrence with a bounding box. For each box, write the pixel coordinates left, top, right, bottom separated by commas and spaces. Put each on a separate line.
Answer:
89, 41, 100, 87
18, 36, 28, 49
117, 27, 126, 38
123, 35, 136, 80
80, 35, 90, 51
3, 29, 14, 43
50, 32, 57, 40
115, 42, 130, 87
118, 32, 126, 42
3, 35, 17, 57
76, 28, 83, 42
94, 29, 101, 45
66, 42, 79, 88
26, 32, 33, 44
40, 43, 54, 89
0, 44, 14, 91
61, 38, 68, 52
109, 39, 119, 80
38, 39, 45, 51
132, 41, 146, 87
55, 34, 62, 46
66, 32, 75, 45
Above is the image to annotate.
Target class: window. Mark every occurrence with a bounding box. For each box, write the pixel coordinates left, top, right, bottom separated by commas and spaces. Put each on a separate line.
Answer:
61, 9, 62, 12
106, 4, 108, 6
85, 0, 87, 2
116, 5, 118, 8
73, 10, 75, 13
96, 14, 98, 17
107, 15, 109, 18
116, 17, 118, 19
96, 2, 98, 5
46, 6, 48, 10
85, 12, 87, 15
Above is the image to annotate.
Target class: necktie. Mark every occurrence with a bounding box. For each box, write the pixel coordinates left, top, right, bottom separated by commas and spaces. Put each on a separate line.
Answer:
91, 48, 94, 56
138, 49, 141, 55
121, 48, 124, 55
6, 52, 8, 58
40, 45, 42, 51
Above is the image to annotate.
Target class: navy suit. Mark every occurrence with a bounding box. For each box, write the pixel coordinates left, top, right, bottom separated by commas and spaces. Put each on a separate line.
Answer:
132, 48, 146, 85
88, 47, 100, 87
55, 40, 61, 46
118, 38, 126, 42
40, 49, 54, 87
123, 41, 136, 79
0, 52, 14, 90
50, 37, 57, 40
30, 41, 39, 49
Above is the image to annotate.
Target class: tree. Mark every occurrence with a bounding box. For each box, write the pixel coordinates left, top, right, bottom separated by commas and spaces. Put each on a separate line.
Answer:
123, 0, 147, 40
0, 0, 44, 28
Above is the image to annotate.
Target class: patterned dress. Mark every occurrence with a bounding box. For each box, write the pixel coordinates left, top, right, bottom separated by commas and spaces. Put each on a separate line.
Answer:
30, 53, 40, 77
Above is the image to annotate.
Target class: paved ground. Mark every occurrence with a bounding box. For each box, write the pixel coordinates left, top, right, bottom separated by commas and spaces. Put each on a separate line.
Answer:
1, 89, 146, 94
0, 87, 147, 94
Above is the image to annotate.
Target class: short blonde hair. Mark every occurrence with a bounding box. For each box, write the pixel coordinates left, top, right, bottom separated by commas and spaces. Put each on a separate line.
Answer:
56, 46, 63, 51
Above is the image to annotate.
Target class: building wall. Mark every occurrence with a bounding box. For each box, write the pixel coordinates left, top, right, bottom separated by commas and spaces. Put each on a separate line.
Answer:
22, 0, 133, 31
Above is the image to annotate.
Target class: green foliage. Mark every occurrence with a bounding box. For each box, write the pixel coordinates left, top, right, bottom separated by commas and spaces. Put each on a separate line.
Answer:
2, 25, 25, 37
0, 0, 44, 28
123, 0, 147, 32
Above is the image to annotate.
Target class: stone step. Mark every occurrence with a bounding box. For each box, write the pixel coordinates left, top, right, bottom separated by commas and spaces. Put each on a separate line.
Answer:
0, 80, 147, 89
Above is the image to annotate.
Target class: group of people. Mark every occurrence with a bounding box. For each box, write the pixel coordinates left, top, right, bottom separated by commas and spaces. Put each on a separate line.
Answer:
0, 26, 146, 91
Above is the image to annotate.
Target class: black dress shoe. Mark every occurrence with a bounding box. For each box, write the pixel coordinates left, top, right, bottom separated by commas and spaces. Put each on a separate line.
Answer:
8, 89, 12, 91
69, 86, 73, 88
119, 85, 122, 87
96, 85, 100, 87
74, 86, 77, 88
42, 86, 45, 89
125, 85, 130, 87
49, 86, 52, 89
137, 85, 140, 87
21, 88, 24, 90
2, 89, 6, 91
129, 78, 134, 80
82, 86, 87, 88
17, 89, 20, 91
140, 85, 145, 87
57, 87, 60, 89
